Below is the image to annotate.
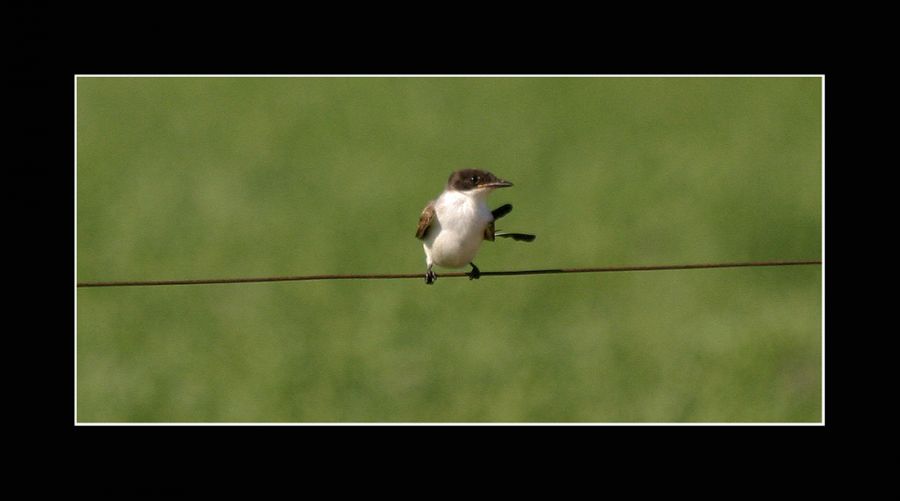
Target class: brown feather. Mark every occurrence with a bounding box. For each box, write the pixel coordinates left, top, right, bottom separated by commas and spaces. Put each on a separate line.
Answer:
415, 201, 436, 240
483, 221, 495, 241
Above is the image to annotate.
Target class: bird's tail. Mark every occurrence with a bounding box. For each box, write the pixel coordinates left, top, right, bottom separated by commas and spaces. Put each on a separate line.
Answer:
492, 204, 513, 220
495, 231, 536, 242
492, 205, 535, 241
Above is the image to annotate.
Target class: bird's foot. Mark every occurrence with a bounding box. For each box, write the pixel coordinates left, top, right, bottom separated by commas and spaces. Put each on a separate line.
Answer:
425, 269, 437, 285
468, 263, 481, 280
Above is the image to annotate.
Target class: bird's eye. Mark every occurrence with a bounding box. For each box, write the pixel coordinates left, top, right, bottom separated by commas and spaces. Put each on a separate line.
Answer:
470, 176, 479, 184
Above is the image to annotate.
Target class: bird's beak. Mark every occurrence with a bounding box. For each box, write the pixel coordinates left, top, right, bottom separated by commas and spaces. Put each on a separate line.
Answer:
483, 179, 513, 189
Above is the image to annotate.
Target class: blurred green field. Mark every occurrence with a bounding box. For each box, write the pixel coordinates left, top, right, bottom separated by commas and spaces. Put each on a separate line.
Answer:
76, 76, 822, 423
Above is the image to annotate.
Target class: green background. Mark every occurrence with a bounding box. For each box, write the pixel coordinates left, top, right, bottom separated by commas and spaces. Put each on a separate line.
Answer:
76, 77, 822, 422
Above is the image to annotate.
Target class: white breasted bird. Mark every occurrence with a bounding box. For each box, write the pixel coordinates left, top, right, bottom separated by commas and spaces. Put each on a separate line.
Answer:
415, 169, 535, 284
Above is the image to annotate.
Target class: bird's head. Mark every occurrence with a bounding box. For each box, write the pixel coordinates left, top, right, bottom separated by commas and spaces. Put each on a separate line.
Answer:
447, 169, 513, 194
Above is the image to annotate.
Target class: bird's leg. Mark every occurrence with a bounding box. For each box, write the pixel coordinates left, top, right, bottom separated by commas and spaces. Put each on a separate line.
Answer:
468, 262, 481, 280
425, 264, 437, 285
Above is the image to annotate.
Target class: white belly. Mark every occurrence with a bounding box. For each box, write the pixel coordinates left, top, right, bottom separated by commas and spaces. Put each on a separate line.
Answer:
424, 191, 492, 269
426, 227, 484, 268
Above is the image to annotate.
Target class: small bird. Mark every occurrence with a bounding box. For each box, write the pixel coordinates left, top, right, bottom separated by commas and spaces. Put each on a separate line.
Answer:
415, 168, 535, 284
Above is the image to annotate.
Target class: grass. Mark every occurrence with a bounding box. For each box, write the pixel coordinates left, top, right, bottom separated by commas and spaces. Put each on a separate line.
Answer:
76, 76, 822, 422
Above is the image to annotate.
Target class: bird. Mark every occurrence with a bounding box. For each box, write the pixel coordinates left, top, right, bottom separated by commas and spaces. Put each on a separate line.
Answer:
415, 168, 535, 284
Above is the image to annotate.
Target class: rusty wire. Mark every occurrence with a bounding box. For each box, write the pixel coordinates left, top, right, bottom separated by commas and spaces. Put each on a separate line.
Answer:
76, 259, 822, 288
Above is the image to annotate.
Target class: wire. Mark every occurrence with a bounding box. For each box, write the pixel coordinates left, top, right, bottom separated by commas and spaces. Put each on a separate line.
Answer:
76, 259, 822, 288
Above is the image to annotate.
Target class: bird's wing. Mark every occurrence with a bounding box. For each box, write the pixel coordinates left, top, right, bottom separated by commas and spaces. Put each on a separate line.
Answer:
483, 204, 513, 242
483, 221, 495, 242
415, 201, 436, 240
